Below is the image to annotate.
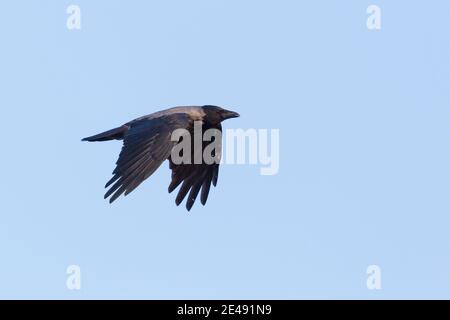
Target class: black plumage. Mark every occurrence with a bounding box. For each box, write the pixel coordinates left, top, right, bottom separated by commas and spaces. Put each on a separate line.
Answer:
82, 105, 239, 211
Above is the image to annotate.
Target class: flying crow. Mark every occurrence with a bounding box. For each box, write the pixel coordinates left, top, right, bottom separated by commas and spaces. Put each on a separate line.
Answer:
82, 105, 240, 211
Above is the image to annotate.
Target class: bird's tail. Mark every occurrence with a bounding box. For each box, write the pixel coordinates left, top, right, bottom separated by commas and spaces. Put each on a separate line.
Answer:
82, 125, 129, 142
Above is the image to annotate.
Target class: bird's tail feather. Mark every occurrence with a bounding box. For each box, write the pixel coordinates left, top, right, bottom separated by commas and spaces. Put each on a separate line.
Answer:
82, 125, 128, 142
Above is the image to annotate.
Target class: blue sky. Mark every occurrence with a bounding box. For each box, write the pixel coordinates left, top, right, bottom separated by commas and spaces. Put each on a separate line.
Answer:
0, 1, 449, 299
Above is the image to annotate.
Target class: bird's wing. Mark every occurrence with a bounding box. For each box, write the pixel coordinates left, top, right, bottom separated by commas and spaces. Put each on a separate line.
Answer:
105, 113, 191, 203
168, 124, 222, 211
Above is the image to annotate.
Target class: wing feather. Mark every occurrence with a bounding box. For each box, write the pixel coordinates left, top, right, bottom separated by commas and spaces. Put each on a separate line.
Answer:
105, 114, 190, 203
168, 123, 222, 211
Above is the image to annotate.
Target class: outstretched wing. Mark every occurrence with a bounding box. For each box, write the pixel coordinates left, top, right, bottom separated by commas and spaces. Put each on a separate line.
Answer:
105, 114, 191, 203
168, 124, 222, 211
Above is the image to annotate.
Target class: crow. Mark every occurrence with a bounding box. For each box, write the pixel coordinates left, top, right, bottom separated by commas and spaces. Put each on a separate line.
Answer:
82, 105, 240, 211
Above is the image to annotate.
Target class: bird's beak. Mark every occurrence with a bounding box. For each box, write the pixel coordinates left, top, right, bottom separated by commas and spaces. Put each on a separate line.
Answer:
222, 109, 240, 120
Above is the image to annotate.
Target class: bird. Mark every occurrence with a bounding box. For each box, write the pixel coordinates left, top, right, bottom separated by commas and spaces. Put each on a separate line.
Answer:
82, 105, 240, 211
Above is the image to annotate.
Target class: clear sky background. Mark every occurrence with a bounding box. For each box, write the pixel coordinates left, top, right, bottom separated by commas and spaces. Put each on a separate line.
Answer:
0, 1, 449, 299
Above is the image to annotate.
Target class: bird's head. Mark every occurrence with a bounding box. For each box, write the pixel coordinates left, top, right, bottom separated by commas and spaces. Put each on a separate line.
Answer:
201, 105, 240, 125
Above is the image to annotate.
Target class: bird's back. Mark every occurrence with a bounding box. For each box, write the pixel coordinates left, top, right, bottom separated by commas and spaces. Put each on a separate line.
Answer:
128, 106, 205, 124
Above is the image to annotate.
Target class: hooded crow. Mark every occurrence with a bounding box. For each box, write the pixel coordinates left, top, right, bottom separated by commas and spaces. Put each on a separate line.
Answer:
82, 105, 240, 211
